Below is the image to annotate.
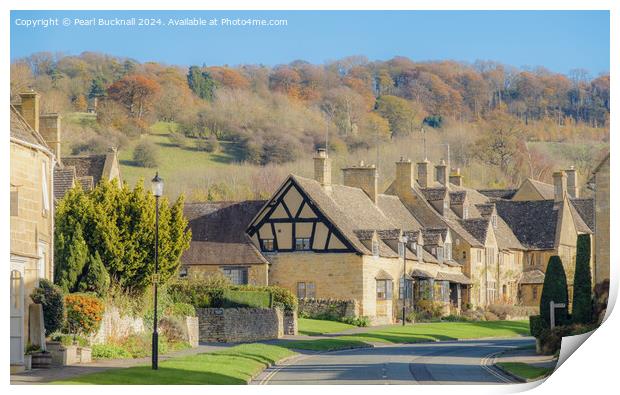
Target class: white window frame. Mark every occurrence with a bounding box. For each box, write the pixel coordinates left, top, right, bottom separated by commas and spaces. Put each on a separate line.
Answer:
41, 161, 50, 215
372, 240, 379, 257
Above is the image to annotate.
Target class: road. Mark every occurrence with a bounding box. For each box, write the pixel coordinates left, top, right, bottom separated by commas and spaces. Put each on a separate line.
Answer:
255, 337, 533, 385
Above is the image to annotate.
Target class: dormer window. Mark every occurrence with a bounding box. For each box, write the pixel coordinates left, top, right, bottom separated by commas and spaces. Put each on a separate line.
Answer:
463, 206, 469, 219
417, 244, 423, 258
372, 240, 379, 257
492, 214, 498, 228
437, 247, 444, 262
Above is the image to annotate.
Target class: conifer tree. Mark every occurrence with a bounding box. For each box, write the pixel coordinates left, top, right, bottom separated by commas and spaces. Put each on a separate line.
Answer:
540, 256, 569, 327
572, 234, 593, 324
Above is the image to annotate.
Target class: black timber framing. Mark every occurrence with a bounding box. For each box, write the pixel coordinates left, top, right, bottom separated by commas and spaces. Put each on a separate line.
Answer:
246, 177, 355, 254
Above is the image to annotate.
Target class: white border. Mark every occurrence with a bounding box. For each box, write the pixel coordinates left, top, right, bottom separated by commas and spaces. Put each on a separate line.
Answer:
2, 2, 617, 395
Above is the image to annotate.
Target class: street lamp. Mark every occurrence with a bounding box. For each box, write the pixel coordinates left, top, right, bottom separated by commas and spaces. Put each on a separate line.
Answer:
150, 172, 163, 370
399, 234, 409, 326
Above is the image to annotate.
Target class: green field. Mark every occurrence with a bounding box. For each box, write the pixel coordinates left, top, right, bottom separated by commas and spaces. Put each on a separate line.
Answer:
55, 343, 295, 385
497, 362, 553, 381
118, 122, 238, 189
298, 318, 357, 336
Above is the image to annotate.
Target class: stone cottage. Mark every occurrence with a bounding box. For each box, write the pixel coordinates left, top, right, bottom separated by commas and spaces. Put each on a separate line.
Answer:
10, 92, 56, 371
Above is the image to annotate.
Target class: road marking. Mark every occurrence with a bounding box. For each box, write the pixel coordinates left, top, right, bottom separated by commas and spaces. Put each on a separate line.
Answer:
480, 351, 514, 383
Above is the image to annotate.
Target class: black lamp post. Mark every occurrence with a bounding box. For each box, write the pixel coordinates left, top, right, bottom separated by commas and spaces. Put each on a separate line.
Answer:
399, 234, 408, 326
151, 172, 164, 370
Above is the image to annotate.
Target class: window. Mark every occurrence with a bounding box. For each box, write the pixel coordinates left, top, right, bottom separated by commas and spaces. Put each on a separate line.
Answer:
10, 190, 18, 216
437, 247, 444, 262
487, 281, 497, 302
434, 281, 450, 303
492, 214, 498, 228
444, 243, 452, 261
297, 282, 316, 299
372, 240, 379, 257
37, 243, 48, 281
295, 238, 311, 251
502, 284, 508, 298
179, 266, 188, 278
262, 239, 275, 252
222, 267, 248, 285
462, 251, 467, 260
417, 244, 423, 258
41, 161, 49, 216
376, 280, 393, 300
398, 242, 405, 258
463, 206, 469, 219
477, 250, 482, 262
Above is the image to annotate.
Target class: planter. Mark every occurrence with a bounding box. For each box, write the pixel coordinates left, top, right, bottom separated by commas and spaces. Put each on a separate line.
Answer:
78, 347, 92, 363
23, 354, 32, 371
31, 351, 52, 369
46, 341, 79, 366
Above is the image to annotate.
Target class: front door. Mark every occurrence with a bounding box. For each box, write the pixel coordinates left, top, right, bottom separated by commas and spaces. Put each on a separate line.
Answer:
10, 269, 25, 365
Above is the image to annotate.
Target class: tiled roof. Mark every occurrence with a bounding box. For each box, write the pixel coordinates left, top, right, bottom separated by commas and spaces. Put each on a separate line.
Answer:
421, 187, 447, 201
376, 194, 424, 231
461, 218, 490, 245
410, 269, 434, 279
53, 167, 76, 200
495, 200, 558, 249
10, 105, 49, 148
477, 189, 517, 200
375, 269, 394, 280
182, 201, 268, 266
62, 155, 107, 186
475, 203, 495, 217
436, 271, 472, 284
449, 191, 467, 205
570, 198, 595, 231
376, 229, 401, 240
353, 229, 375, 240
527, 179, 555, 200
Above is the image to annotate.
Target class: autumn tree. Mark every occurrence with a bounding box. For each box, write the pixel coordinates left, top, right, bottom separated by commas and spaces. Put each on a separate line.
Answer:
107, 74, 161, 121
375, 95, 424, 137
473, 111, 523, 176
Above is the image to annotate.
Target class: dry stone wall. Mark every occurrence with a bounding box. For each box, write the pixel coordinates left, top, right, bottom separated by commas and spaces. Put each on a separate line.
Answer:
197, 307, 291, 343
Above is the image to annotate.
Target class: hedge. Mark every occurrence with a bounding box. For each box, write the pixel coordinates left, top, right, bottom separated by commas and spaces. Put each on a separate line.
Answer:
30, 279, 65, 335
221, 289, 271, 308
529, 315, 545, 338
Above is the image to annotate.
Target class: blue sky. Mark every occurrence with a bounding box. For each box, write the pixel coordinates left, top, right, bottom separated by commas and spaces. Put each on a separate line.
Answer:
11, 10, 609, 75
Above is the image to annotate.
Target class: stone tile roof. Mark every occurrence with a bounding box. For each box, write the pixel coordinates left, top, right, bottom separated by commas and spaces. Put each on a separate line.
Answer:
461, 218, 490, 245
519, 269, 545, 284
182, 201, 268, 266
495, 200, 559, 249
570, 198, 595, 231
421, 187, 447, 201
62, 155, 107, 186
477, 189, 517, 200
527, 179, 555, 200
475, 203, 495, 217
376, 194, 424, 231
53, 167, 76, 200
436, 271, 472, 284
410, 269, 434, 279
449, 191, 467, 205
375, 269, 394, 280
10, 105, 49, 148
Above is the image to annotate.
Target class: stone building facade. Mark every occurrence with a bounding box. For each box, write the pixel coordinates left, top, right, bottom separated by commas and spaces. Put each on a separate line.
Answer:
10, 92, 56, 370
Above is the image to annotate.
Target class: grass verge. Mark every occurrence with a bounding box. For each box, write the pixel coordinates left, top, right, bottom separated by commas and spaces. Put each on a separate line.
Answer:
55, 343, 295, 385
280, 338, 372, 352
298, 318, 357, 335
496, 362, 553, 381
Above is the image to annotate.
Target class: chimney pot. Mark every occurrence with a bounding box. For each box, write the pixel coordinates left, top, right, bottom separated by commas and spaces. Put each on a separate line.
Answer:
435, 159, 448, 186
342, 162, 378, 203
19, 91, 40, 133
40, 113, 62, 162
565, 166, 578, 198
553, 171, 567, 203
417, 160, 432, 188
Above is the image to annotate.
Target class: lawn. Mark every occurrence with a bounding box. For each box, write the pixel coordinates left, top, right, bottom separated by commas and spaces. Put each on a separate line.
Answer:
281, 338, 372, 351
55, 343, 295, 385
497, 362, 553, 381
305, 320, 530, 345
298, 318, 357, 336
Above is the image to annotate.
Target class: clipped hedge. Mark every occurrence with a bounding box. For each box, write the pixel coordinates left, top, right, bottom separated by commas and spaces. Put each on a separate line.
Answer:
529, 315, 545, 338
221, 289, 271, 308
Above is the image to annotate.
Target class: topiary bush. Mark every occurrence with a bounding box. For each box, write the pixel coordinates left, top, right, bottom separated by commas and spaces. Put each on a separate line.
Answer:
65, 293, 105, 335
540, 256, 569, 328
30, 279, 66, 335
529, 315, 545, 338
572, 234, 593, 324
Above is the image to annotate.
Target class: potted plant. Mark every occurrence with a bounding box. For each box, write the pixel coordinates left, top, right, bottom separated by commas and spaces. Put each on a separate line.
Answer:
24, 344, 40, 370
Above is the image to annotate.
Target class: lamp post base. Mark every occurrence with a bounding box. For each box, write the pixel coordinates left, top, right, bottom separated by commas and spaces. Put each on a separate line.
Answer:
152, 332, 159, 370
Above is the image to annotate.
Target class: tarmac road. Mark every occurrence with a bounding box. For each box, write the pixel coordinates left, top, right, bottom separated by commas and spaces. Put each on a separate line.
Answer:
255, 337, 533, 385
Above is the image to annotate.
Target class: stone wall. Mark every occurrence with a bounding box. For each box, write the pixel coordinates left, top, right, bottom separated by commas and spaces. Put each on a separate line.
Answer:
91, 306, 145, 345
197, 307, 285, 343
298, 298, 359, 319
283, 310, 298, 335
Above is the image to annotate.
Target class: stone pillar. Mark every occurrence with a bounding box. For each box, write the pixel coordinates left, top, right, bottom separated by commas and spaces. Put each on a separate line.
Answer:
28, 304, 46, 351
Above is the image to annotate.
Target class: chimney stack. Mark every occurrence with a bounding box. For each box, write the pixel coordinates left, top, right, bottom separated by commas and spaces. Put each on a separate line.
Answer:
313, 148, 331, 186
342, 160, 378, 204
435, 159, 448, 186
565, 166, 578, 198
19, 91, 40, 133
553, 171, 567, 203
449, 168, 463, 187
395, 157, 413, 193
417, 159, 432, 188
40, 114, 62, 163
